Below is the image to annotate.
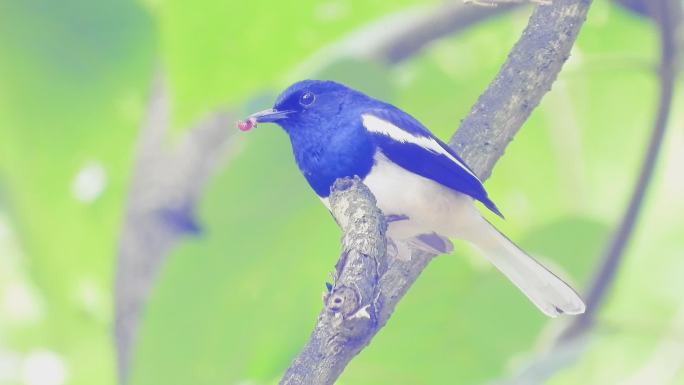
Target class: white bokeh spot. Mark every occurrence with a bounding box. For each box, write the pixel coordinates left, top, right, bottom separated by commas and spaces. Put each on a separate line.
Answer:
0, 350, 22, 382
73, 277, 108, 322
71, 162, 107, 203
21, 350, 68, 385
2, 281, 44, 324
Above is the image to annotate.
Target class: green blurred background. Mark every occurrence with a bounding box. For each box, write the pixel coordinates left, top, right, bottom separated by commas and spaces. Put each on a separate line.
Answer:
1, 1, 683, 385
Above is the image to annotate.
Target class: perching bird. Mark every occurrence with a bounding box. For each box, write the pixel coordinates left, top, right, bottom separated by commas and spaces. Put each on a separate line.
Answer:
239, 80, 585, 317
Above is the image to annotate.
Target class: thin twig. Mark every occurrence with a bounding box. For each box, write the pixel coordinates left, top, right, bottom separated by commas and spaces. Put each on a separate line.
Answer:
279, 1, 592, 384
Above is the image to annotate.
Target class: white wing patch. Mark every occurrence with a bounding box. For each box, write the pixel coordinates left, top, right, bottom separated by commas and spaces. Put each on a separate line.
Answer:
361, 114, 479, 181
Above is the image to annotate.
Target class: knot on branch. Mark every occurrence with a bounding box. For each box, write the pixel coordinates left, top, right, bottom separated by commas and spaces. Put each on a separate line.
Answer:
326, 286, 357, 313
324, 285, 373, 342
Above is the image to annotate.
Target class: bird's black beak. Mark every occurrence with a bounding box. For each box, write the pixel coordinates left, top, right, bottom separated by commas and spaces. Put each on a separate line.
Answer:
248, 108, 293, 123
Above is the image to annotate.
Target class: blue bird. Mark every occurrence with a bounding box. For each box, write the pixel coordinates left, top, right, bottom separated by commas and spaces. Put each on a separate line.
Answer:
241, 80, 585, 317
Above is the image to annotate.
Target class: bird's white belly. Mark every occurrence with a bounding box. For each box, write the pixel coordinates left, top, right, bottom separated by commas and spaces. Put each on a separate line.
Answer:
317, 153, 481, 241
362, 153, 480, 241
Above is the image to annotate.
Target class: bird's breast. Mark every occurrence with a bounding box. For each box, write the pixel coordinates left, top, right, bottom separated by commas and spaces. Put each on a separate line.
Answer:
293, 130, 375, 197
361, 152, 478, 240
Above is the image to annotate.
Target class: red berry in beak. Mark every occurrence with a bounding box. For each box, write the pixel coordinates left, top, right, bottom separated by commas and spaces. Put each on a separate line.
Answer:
237, 117, 256, 131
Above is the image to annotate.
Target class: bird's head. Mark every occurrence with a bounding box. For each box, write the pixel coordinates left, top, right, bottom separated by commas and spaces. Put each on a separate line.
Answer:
238, 80, 363, 134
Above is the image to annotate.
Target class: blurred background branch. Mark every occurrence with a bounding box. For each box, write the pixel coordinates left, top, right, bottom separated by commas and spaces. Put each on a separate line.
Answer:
491, 0, 682, 383
114, 73, 237, 382
363, 2, 518, 64
563, 0, 681, 340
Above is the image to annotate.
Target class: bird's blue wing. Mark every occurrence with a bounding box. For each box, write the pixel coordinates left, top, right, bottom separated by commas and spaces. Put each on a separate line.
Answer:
362, 108, 503, 217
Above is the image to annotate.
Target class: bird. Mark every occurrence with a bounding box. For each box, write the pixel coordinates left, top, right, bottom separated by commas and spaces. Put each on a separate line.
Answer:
238, 80, 585, 317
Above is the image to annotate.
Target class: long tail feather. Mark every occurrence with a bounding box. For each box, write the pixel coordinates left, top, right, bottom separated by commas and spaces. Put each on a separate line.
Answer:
463, 218, 586, 317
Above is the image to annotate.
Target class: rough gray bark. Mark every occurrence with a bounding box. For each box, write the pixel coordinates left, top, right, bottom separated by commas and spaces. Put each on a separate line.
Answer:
280, 178, 387, 384
450, 0, 591, 179
279, 1, 592, 384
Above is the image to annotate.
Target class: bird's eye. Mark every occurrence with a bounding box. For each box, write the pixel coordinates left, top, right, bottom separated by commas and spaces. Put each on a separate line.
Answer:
299, 92, 315, 107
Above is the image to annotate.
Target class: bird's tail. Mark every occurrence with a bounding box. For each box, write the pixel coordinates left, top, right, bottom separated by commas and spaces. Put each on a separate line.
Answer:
462, 218, 586, 317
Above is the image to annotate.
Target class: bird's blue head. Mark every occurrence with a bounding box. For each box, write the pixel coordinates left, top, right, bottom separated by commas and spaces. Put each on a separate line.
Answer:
239, 80, 368, 136
239, 80, 378, 197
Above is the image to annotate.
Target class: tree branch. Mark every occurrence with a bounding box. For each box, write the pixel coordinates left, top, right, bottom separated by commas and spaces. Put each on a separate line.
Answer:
279, 1, 592, 384
450, 0, 592, 179
280, 177, 387, 384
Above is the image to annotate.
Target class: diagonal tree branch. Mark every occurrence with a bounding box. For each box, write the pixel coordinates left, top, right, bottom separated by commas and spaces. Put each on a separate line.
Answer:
279, 1, 592, 384
450, 0, 592, 179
